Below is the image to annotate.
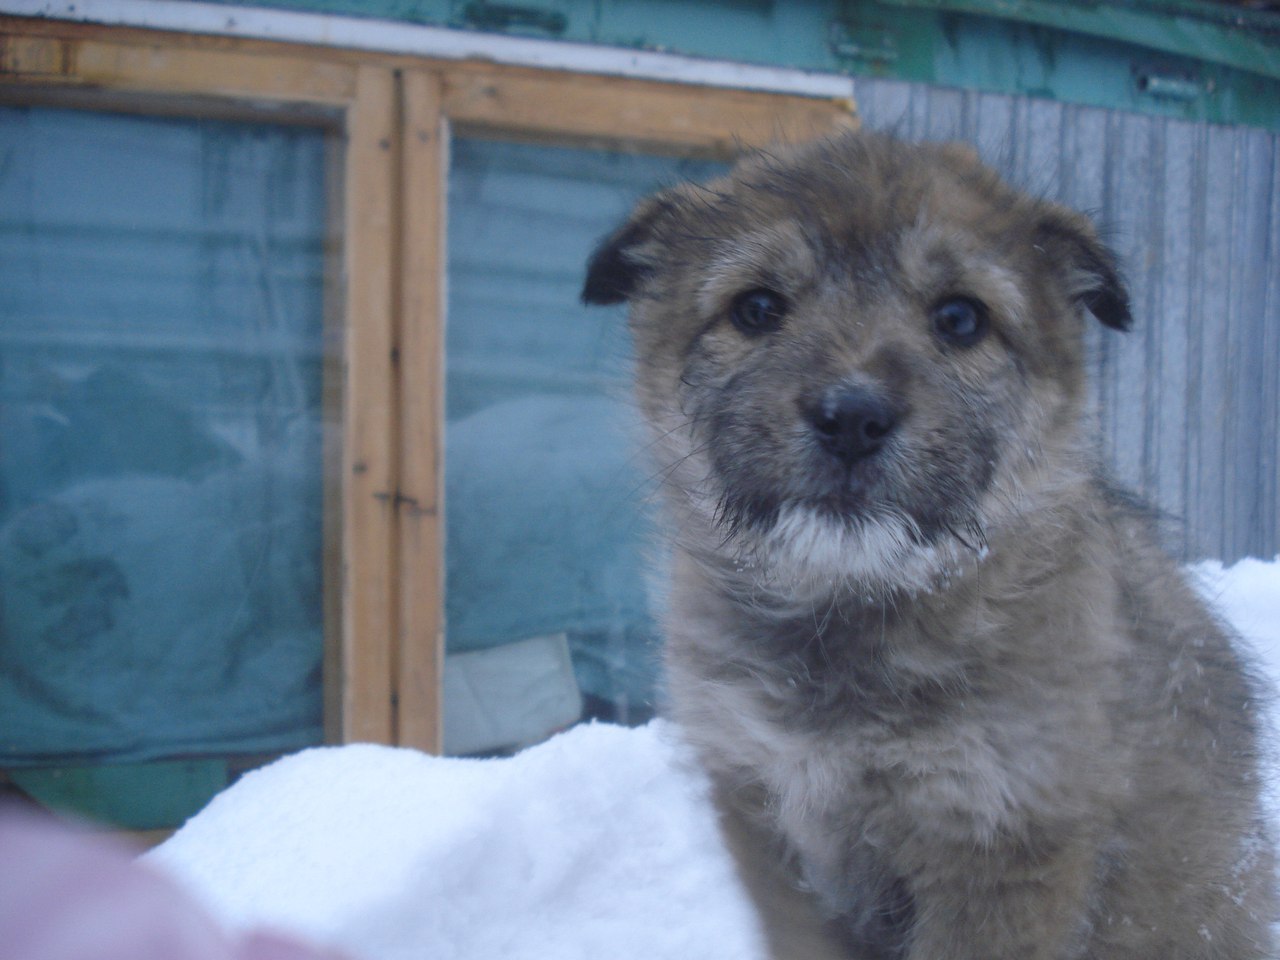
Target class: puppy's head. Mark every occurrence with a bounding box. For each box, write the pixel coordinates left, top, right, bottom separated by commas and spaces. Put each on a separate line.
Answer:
584, 131, 1130, 596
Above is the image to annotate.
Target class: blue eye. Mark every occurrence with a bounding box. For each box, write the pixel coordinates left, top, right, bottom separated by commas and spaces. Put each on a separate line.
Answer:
931, 296, 989, 347
730, 288, 788, 336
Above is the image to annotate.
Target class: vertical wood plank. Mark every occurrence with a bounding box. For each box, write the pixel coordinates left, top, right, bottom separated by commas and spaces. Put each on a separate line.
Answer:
1023, 99, 1064, 204
1232, 131, 1274, 559
972, 92, 1014, 170
1197, 125, 1235, 559
341, 64, 398, 744
923, 86, 966, 143
395, 68, 447, 754
1155, 118, 1193, 546
1182, 121, 1210, 558
1264, 143, 1280, 561
1113, 113, 1155, 499
322, 131, 348, 745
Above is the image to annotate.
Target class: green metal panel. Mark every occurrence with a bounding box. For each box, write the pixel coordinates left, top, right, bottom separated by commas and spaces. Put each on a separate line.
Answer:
193, 0, 1280, 130
591, 0, 843, 68
877, 0, 1280, 81
830, 2, 1280, 129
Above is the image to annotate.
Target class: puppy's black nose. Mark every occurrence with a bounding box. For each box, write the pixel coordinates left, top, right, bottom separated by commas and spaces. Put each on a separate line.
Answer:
805, 385, 898, 465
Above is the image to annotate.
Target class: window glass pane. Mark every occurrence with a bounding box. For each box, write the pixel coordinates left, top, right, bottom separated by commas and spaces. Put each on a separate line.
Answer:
0, 105, 331, 766
444, 137, 726, 754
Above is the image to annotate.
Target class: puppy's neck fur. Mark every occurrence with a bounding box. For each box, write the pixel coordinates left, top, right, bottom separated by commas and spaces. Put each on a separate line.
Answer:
666, 485, 1107, 730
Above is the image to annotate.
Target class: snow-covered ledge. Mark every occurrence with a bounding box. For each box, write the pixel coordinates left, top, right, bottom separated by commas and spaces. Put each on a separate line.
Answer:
0, 0, 856, 99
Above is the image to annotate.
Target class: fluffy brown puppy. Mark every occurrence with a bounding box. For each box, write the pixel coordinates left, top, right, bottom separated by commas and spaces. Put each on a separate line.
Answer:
583, 130, 1276, 959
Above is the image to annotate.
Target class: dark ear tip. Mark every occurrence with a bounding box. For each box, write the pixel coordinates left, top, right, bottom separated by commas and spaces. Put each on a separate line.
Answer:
1036, 213, 1133, 333
1087, 288, 1133, 331
582, 193, 679, 308
581, 218, 655, 306
580, 250, 630, 305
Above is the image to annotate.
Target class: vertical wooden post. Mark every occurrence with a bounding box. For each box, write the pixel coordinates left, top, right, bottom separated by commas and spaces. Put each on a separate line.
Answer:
340, 64, 398, 744
394, 68, 447, 754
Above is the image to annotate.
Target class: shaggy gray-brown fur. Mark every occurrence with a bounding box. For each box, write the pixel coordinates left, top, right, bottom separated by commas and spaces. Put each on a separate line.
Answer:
583, 130, 1276, 959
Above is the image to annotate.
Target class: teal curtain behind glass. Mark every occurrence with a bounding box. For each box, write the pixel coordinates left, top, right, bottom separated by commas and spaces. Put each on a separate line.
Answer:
445, 138, 725, 719
0, 106, 329, 764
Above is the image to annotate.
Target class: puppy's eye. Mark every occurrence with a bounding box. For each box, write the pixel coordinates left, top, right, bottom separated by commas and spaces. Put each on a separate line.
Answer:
931, 296, 989, 347
730, 288, 788, 336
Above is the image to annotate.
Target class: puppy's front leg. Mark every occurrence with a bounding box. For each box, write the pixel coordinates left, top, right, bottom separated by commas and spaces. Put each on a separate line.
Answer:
903, 837, 1097, 960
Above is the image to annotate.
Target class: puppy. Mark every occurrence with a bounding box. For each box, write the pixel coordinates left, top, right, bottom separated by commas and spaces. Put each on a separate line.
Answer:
582, 130, 1276, 959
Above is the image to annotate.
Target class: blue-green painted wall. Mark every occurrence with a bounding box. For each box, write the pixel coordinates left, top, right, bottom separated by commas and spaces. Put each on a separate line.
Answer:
192, 0, 1280, 130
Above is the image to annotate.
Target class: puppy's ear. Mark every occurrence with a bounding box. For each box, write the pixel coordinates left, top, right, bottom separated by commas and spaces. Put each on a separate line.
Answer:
581, 195, 673, 306
1035, 211, 1132, 331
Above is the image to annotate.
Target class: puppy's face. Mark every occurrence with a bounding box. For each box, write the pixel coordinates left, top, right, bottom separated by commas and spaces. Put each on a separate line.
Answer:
585, 133, 1130, 594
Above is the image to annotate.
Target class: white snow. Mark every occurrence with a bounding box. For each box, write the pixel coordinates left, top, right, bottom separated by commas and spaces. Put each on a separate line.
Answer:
1191, 556, 1280, 819
149, 721, 766, 960
150, 557, 1280, 960
1191, 556, 1280, 660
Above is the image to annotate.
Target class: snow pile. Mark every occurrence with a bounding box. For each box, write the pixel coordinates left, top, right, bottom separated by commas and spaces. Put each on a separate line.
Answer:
151, 557, 1280, 960
149, 722, 764, 960
1191, 556, 1280, 662
1191, 557, 1280, 817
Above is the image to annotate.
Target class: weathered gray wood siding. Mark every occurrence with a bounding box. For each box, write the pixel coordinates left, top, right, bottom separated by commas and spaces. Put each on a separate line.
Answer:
850, 78, 1279, 563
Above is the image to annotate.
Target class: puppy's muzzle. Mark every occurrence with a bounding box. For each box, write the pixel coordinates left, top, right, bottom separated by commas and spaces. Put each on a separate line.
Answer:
804, 384, 899, 466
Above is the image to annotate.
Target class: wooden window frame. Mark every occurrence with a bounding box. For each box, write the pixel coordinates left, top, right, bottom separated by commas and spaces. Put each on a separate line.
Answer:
0, 15, 855, 756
